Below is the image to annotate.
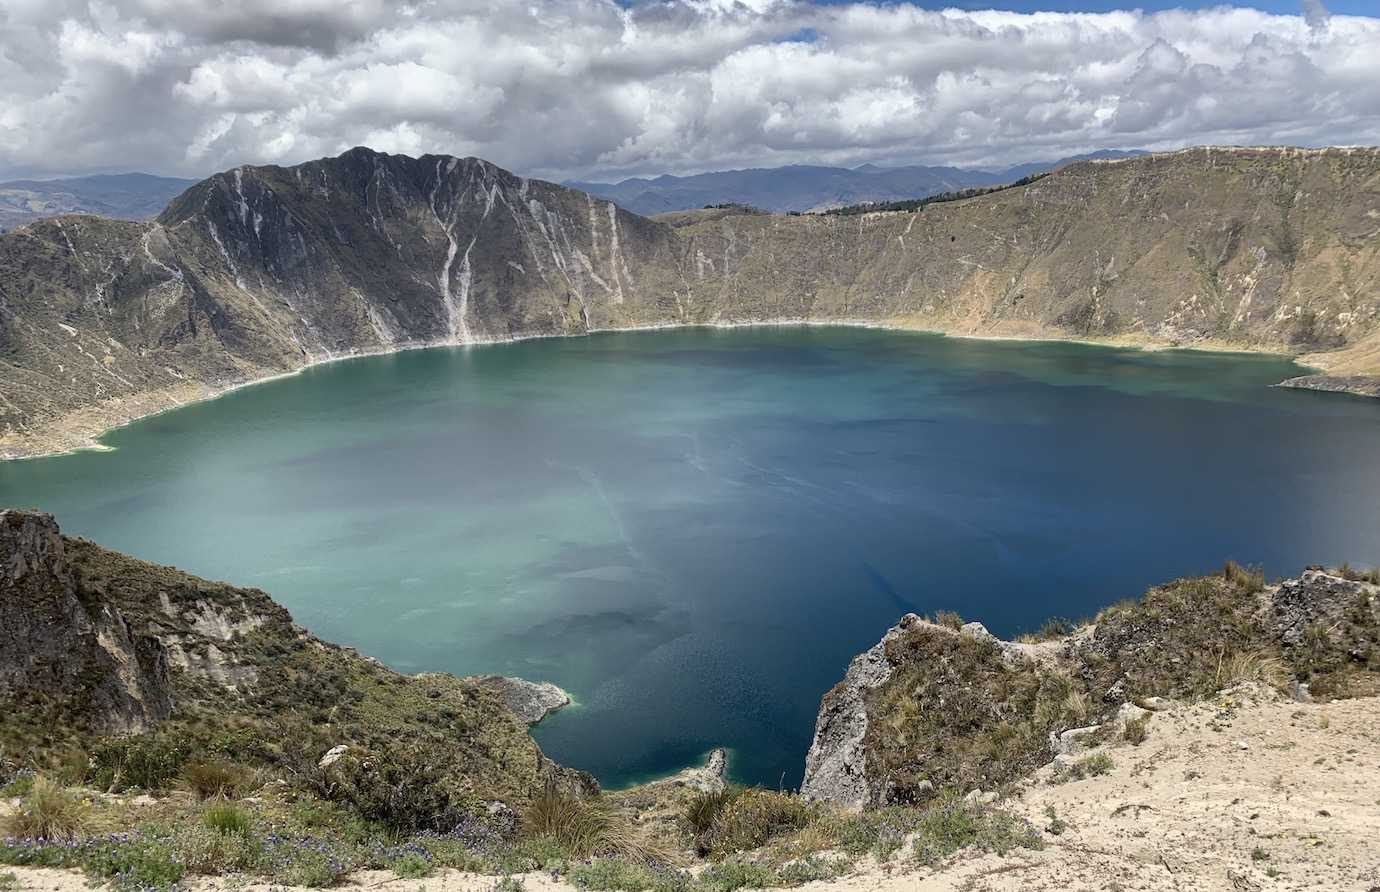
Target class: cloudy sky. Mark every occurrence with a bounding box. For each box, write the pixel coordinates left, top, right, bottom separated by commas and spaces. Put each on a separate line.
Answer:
0, 0, 1376, 182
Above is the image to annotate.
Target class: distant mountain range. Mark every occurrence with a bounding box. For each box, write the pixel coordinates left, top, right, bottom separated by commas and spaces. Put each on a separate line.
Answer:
0, 172, 196, 231
569, 150, 1147, 215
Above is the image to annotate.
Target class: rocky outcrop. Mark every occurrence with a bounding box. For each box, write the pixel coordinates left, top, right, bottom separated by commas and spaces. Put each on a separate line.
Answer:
800, 613, 921, 809
459, 675, 571, 725
0, 510, 171, 731
804, 566, 1380, 809
3, 146, 1380, 459
0, 510, 589, 810
1277, 375, 1380, 398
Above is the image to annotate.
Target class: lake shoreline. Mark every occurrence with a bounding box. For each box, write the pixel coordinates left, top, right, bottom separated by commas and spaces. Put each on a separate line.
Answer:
0, 317, 1334, 463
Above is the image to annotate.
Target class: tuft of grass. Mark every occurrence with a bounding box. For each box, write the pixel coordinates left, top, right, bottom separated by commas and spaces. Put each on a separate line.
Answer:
682, 786, 743, 843
1223, 561, 1266, 594
0, 872, 15, 891
202, 801, 253, 835
1216, 649, 1290, 692
2, 776, 89, 841
1251, 846, 1270, 862
182, 760, 246, 800
911, 797, 1043, 866
175, 824, 265, 875
523, 785, 656, 862
696, 857, 779, 892
930, 611, 964, 631
703, 790, 814, 857
1123, 717, 1149, 745
493, 877, 527, 892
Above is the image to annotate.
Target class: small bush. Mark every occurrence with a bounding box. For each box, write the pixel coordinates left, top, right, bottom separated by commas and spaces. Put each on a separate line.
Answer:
89, 736, 186, 792
1216, 649, 1289, 692
832, 806, 926, 859
2, 777, 89, 841
0, 871, 16, 891
696, 857, 779, 892
1223, 561, 1265, 594
319, 741, 480, 834
182, 760, 246, 800
523, 786, 652, 861
269, 839, 350, 888
683, 786, 742, 837
911, 798, 1042, 865
202, 802, 252, 835
84, 834, 186, 892
493, 877, 526, 892
175, 824, 264, 875
0, 769, 36, 798
931, 611, 963, 631
571, 857, 691, 891
1061, 753, 1115, 781
1337, 564, 1380, 585
776, 855, 850, 884
390, 850, 433, 879
704, 790, 814, 856
1123, 717, 1149, 745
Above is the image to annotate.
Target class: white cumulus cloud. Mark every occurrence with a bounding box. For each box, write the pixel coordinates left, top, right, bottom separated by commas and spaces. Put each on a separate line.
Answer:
0, 0, 1376, 181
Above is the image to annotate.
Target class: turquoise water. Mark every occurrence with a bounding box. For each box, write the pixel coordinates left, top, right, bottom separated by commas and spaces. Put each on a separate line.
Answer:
4, 327, 1380, 788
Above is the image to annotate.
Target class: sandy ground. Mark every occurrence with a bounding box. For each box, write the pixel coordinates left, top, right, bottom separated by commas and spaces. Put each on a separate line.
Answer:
5, 692, 1378, 892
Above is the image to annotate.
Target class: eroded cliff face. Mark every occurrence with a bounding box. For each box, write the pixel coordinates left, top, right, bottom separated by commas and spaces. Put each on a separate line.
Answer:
2, 146, 1379, 458
802, 566, 1380, 810
0, 509, 592, 808
0, 510, 171, 733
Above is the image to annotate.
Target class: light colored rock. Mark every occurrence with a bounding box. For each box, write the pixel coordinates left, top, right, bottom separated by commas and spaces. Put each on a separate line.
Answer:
1116, 702, 1150, 726
801, 613, 921, 809
463, 675, 572, 725
649, 748, 730, 794
319, 744, 350, 769
1051, 724, 1104, 757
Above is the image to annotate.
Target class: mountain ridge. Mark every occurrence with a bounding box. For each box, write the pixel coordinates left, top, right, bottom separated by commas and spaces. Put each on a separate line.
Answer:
568, 150, 1147, 215
0, 172, 197, 232
2, 143, 1379, 460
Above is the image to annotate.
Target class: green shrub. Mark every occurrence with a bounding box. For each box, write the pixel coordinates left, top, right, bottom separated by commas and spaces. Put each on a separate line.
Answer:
318, 741, 481, 834
499, 835, 572, 873
696, 858, 779, 892
174, 824, 264, 875
389, 850, 433, 879
776, 855, 849, 885
1123, 717, 1149, 745
1054, 752, 1116, 784
271, 843, 349, 888
832, 806, 925, 859
182, 760, 246, 800
202, 801, 252, 835
2, 777, 89, 841
0, 871, 16, 891
89, 735, 186, 792
704, 790, 813, 857
911, 798, 1042, 865
493, 877, 526, 892
570, 857, 691, 891
84, 833, 186, 892
0, 770, 35, 798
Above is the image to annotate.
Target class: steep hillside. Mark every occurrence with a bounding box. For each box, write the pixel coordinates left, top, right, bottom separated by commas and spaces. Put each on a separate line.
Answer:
0, 509, 591, 815
2, 146, 1379, 459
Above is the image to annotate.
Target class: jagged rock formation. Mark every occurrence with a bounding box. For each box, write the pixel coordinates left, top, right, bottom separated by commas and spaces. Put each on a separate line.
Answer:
459, 675, 571, 725
802, 567, 1380, 809
2, 145, 1380, 459
0, 510, 171, 733
0, 509, 592, 807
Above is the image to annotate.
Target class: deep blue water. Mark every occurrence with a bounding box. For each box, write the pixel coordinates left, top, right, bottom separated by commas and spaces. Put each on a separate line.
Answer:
3, 327, 1379, 788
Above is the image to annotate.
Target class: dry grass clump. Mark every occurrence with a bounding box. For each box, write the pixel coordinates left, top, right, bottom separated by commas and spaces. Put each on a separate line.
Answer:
700, 789, 814, 857
1215, 649, 1290, 692
1222, 560, 1266, 594
2, 776, 89, 841
1337, 564, 1380, 585
182, 760, 246, 800
523, 785, 662, 862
